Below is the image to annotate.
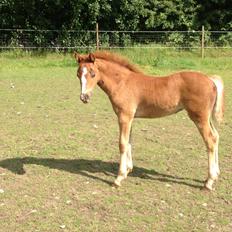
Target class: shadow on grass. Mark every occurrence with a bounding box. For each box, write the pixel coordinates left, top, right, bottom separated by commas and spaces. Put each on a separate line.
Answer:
0, 157, 204, 189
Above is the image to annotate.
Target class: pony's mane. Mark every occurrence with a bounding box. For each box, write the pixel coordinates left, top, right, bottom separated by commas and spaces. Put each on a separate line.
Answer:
93, 51, 143, 74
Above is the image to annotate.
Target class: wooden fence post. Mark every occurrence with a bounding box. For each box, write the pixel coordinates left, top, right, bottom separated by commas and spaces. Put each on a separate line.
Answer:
96, 23, 99, 50
201, 25, 205, 58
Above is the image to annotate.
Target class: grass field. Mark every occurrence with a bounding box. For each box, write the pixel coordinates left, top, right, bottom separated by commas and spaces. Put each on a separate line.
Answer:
0, 49, 232, 232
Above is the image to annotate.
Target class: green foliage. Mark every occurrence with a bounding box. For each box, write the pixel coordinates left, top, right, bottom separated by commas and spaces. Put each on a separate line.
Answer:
1, 0, 231, 31
195, 0, 232, 30
142, 0, 198, 30
1, 1, 231, 49
218, 33, 232, 46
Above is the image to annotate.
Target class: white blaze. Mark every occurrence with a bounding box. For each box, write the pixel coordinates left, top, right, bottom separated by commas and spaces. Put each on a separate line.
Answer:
81, 67, 88, 94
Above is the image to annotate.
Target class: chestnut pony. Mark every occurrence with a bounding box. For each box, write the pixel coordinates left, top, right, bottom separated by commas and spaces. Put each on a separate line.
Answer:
74, 51, 224, 191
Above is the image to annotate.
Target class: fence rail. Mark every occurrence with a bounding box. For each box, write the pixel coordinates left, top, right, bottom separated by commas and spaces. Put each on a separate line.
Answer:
1, 27, 232, 55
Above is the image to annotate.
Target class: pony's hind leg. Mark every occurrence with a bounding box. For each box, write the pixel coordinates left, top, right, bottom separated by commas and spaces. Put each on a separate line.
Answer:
194, 117, 219, 190
210, 120, 220, 177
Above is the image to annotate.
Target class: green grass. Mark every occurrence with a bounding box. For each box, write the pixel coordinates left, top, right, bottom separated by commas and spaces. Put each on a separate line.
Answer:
0, 50, 232, 232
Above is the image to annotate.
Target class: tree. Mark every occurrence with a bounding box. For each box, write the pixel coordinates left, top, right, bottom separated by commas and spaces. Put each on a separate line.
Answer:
195, 0, 232, 30
141, 0, 199, 30
1, 0, 231, 31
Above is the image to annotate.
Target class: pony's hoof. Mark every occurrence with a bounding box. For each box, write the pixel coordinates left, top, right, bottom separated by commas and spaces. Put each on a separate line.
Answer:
202, 186, 212, 192
127, 168, 133, 175
113, 180, 121, 188
204, 180, 215, 191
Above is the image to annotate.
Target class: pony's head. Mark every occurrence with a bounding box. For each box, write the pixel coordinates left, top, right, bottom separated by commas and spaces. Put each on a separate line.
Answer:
74, 52, 100, 103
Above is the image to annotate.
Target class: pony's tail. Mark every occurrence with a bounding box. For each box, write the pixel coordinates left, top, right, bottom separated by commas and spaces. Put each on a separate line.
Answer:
210, 75, 224, 124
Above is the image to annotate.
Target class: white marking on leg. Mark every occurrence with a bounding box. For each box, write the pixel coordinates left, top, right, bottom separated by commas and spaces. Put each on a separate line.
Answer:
126, 144, 133, 173
206, 145, 218, 190
81, 67, 88, 94
210, 162, 218, 180
210, 120, 220, 177
114, 151, 127, 186
214, 135, 220, 176
205, 149, 217, 190
120, 151, 127, 176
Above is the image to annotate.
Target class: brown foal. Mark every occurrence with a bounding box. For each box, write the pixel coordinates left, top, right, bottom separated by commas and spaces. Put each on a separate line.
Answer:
74, 51, 224, 191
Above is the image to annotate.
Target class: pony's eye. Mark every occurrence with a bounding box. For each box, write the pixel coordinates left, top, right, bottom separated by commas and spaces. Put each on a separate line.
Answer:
90, 68, 95, 78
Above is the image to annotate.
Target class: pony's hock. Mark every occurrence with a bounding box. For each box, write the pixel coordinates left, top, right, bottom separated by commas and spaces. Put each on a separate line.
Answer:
74, 51, 224, 191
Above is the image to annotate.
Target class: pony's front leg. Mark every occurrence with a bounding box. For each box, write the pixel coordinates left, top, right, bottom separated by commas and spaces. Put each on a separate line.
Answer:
114, 114, 133, 187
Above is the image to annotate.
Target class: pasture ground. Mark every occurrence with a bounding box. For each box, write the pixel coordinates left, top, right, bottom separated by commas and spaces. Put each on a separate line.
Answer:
0, 49, 232, 232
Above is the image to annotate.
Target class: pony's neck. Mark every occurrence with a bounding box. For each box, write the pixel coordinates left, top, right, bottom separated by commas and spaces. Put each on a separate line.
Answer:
96, 59, 132, 96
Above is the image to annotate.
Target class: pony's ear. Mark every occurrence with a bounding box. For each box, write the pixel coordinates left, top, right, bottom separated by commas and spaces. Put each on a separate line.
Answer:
73, 52, 83, 63
88, 53, 95, 63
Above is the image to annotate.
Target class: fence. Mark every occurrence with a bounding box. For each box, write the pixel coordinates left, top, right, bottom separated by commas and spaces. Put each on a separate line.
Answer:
1, 25, 232, 57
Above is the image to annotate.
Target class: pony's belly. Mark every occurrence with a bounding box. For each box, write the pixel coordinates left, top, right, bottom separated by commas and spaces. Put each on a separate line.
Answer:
134, 104, 183, 118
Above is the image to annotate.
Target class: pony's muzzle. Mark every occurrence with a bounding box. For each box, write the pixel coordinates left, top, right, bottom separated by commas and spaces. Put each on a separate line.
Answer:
80, 93, 90, 103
